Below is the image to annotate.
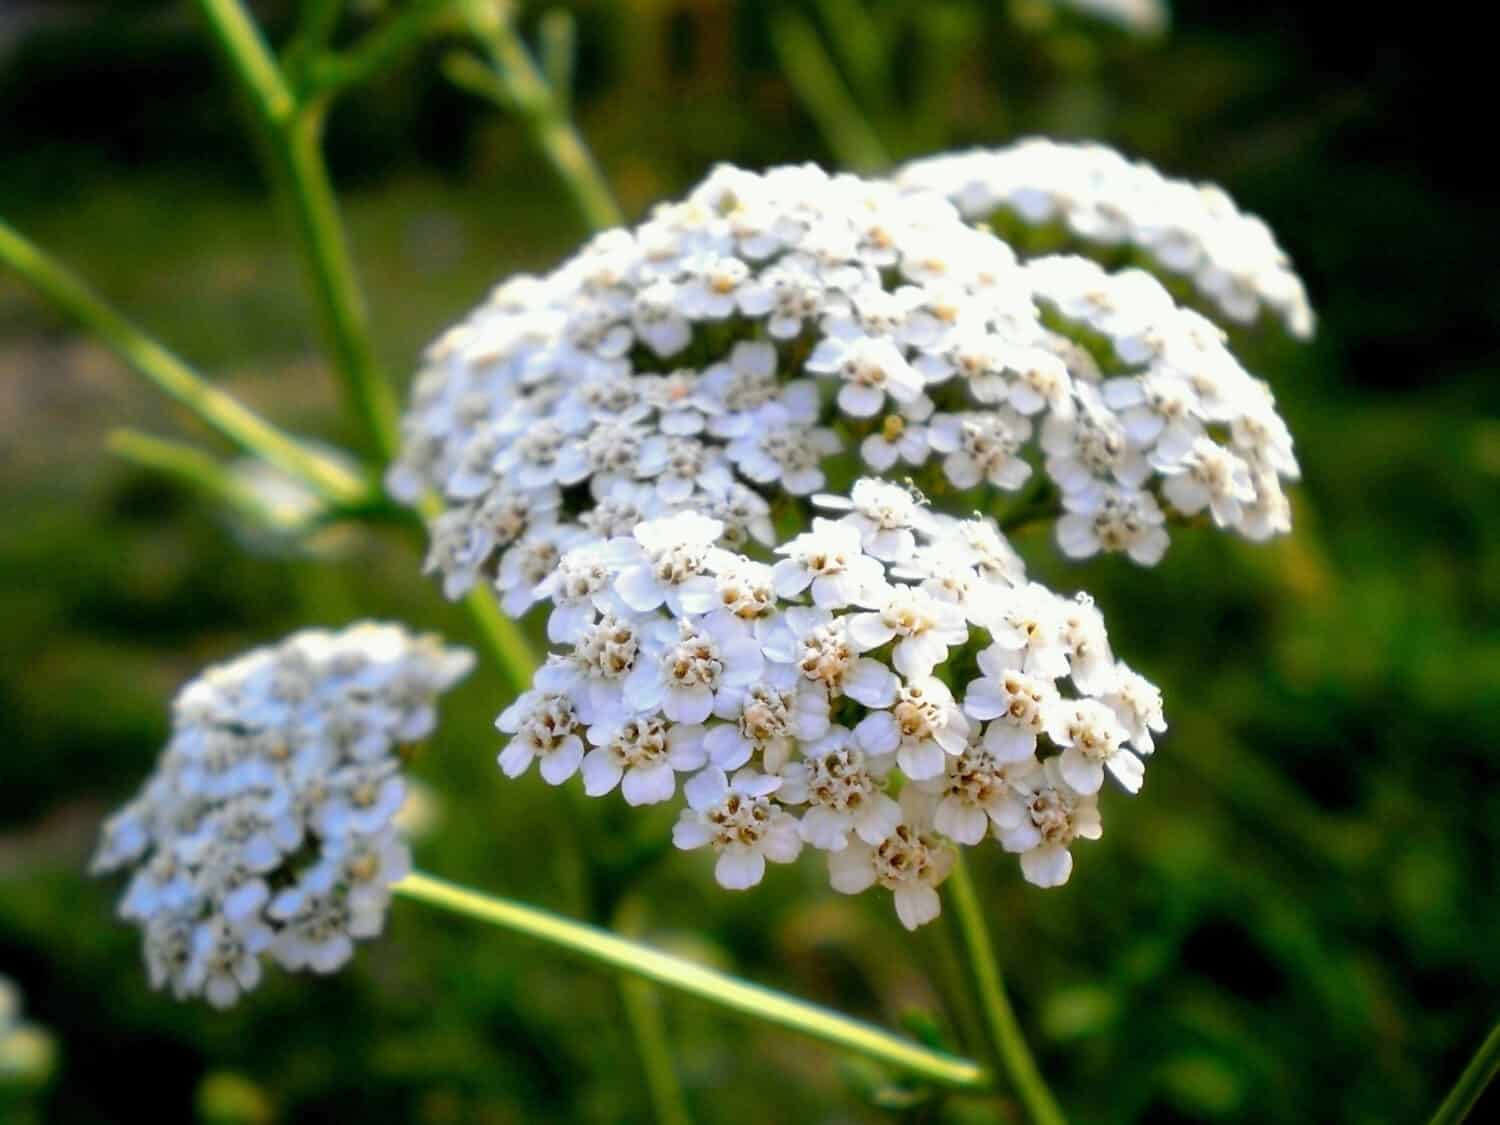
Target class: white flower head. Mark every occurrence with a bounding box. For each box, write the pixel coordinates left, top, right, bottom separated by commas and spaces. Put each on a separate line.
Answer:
673, 767, 802, 889
93, 625, 471, 1007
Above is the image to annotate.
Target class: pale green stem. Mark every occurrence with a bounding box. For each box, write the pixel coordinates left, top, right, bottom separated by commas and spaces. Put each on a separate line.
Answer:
768, 8, 889, 172
195, 0, 402, 464
1429, 1020, 1500, 1125
0, 218, 368, 506
451, 0, 624, 231
944, 855, 1066, 1125
394, 871, 991, 1091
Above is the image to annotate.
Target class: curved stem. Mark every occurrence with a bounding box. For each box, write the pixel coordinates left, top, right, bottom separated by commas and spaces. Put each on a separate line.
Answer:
1429, 1020, 1500, 1125
196, 0, 401, 464
0, 218, 368, 506
944, 855, 1066, 1125
394, 871, 991, 1091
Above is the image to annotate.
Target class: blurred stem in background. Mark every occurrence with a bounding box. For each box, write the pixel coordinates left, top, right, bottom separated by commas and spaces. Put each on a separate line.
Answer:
768, 5, 890, 172
0, 218, 370, 507
445, 0, 624, 231
195, 0, 401, 465
946, 855, 1067, 1125
1428, 1019, 1500, 1125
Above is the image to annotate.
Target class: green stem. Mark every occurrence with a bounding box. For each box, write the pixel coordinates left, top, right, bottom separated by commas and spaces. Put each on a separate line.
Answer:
301, 0, 458, 98
618, 976, 693, 1125
195, 0, 401, 464
769, 8, 889, 173
109, 429, 248, 509
944, 855, 1066, 1125
394, 871, 990, 1091
1429, 1020, 1500, 1125
451, 0, 623, 231
0, 218, 367, 506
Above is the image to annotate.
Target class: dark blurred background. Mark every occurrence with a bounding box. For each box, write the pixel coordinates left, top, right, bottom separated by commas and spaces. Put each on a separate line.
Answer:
2, 1, 1496, 1122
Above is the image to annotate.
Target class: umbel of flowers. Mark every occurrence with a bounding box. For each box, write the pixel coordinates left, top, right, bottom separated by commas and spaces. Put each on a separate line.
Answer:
496, 482, 1164, 929
391, 158, 1307, 929
391, 160, 1301, 597
91, 625, 474, 1007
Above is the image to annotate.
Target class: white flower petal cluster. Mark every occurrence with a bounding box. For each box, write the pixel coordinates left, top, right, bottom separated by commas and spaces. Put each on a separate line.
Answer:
395, 158, 1302, 582
90, 624, 474, 1008
899, 139, 1315, 340
495, 480, 1163, 929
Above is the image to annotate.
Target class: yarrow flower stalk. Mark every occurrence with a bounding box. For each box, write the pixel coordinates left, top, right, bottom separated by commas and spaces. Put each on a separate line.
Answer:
391, 155, 1311, 930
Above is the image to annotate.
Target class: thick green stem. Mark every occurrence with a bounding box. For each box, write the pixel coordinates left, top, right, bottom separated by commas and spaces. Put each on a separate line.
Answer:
945, 855, 1066, 1125
0, 218, 367, 506
1429, 1020, 1500, 1125
195, 0, 401, 464
394, 871, 991, 1091
451, 0, 623, 231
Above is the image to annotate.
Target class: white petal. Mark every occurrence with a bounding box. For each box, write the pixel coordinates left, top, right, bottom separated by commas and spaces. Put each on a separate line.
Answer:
893, 885, 941, 930
623, 763, 677, 806
715, 849, 767, 890
1020, 845, 1073, 888
581, 748, 623, 796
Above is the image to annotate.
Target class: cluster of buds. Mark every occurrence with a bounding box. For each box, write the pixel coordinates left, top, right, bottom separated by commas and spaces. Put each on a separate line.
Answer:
496, 479, 1164, 929
393, 159, 1302, 605
90, 625, 473, 1007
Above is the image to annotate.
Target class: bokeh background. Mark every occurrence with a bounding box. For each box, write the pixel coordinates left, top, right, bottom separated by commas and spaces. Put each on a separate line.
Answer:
2, 1, 1496, 1122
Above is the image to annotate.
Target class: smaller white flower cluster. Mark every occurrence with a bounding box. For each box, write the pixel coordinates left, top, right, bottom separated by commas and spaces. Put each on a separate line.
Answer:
497, 480, 1164, 929
90, 624, 474, 1008
900, 139, 1315, 340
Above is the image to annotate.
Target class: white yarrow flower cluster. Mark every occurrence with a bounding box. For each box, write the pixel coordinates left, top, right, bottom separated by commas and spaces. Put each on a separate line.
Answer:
495, 480, 1164, 928
899, 138, 1315, 339
90, 624, 474, 1007
395, 159, 1303, 581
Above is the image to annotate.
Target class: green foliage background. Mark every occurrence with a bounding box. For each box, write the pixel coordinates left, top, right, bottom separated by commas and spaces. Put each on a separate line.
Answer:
1, 2, 1495, 1122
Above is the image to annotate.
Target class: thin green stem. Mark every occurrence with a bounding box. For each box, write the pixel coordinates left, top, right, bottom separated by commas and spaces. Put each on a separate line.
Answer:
451, 0, 623, 231
618, 976, 693, 1125
944, 855, 1065, 1125
109, 429, 247, 509
615, 895, 693, 1125
1429, 1020, 1500, 1125
769, 8, 889, 172
301, 0, 458, 98
394, 871, 991, 1091
196, 0, 402, 464
0, 218, 367, 506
